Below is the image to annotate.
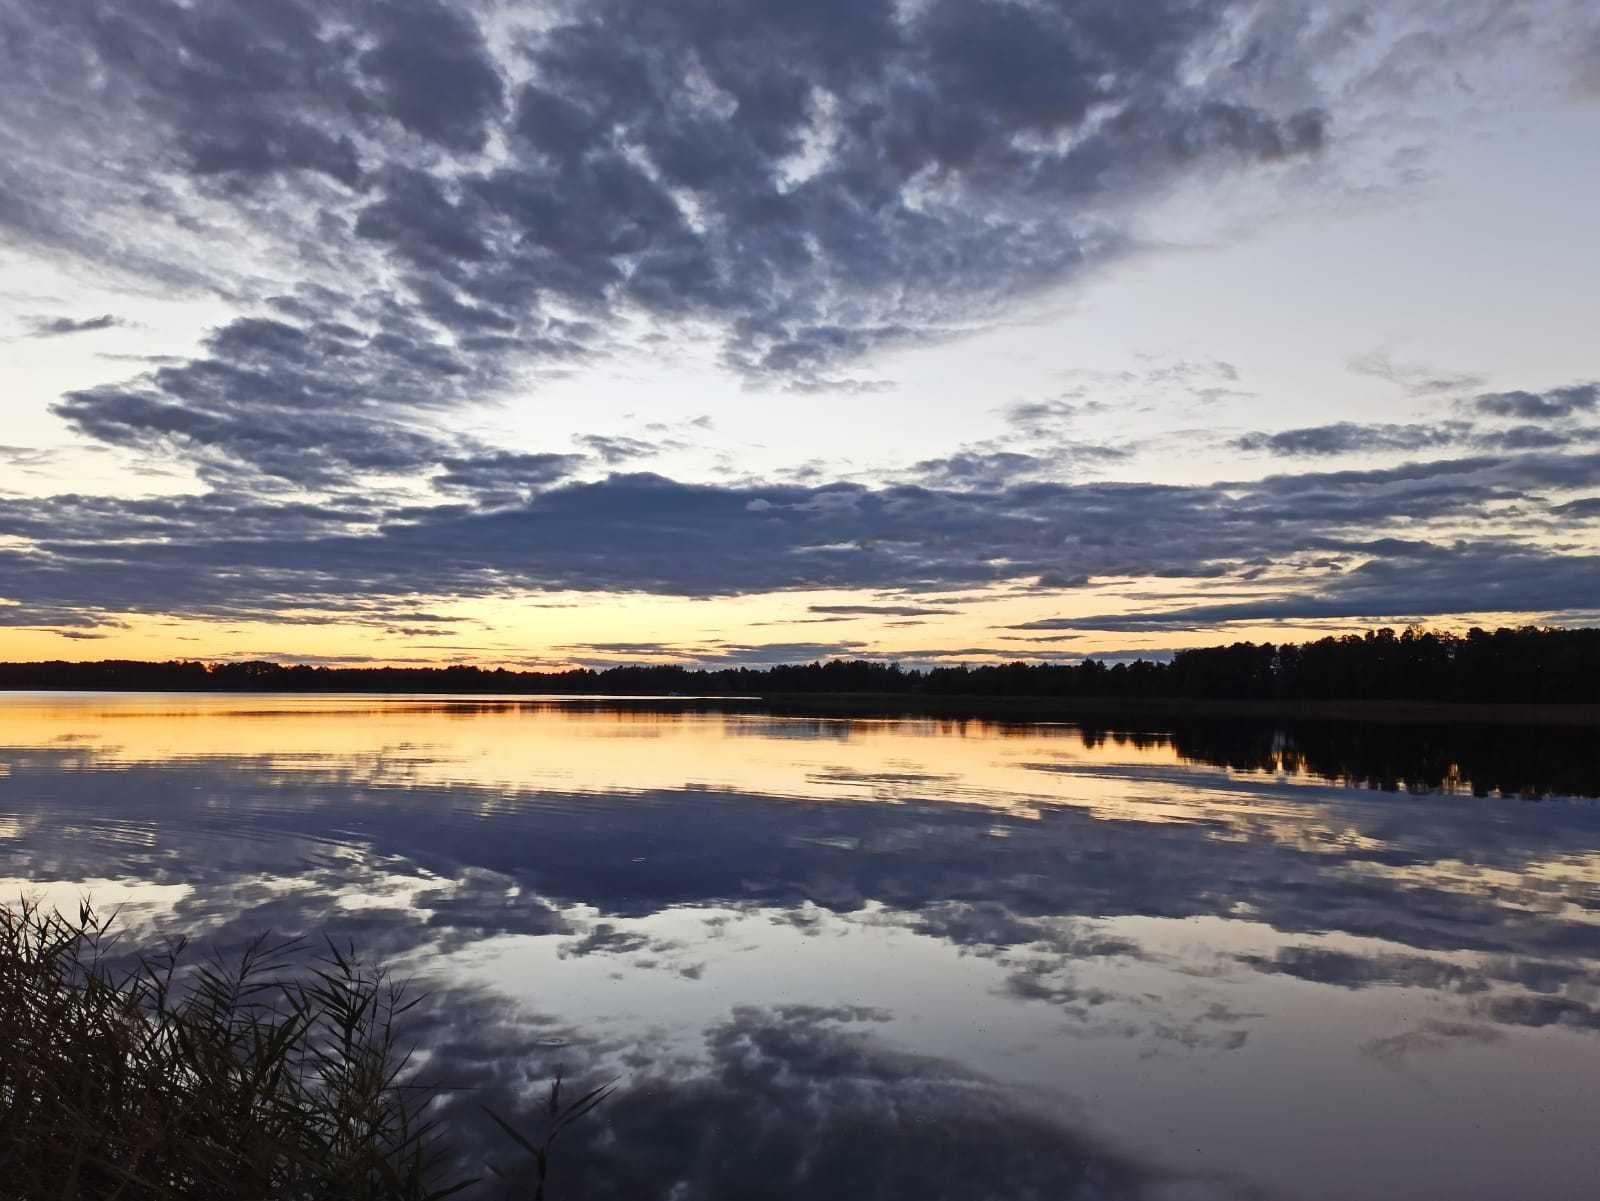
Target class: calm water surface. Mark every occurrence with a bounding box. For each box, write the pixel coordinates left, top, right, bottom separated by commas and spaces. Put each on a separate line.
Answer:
3, 693, 1599, 1200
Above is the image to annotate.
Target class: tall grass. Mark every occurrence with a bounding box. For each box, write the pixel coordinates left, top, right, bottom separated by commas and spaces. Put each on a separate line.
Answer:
0, 901, 606, 1201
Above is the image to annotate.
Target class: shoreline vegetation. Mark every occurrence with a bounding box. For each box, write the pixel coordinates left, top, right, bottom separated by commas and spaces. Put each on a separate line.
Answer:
0, 626, 1597, 722
0, 901, 607, 1201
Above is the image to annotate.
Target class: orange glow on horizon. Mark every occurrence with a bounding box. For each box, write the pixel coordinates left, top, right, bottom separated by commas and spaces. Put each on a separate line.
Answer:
0, 585, 1559, 671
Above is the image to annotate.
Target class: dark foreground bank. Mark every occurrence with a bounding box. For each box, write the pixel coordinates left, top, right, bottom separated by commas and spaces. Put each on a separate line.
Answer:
0, 902, 607, 1201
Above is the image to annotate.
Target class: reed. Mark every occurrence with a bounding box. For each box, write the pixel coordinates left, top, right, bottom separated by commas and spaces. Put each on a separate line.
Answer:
0, 901, 603, 1201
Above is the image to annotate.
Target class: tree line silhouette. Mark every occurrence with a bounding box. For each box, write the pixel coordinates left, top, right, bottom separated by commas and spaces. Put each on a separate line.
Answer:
1, 626, 1597, 705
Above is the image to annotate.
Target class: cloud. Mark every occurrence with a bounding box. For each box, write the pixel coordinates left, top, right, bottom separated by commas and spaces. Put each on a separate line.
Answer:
1234, 422, 1467, 456
1006, 535, 1600, 632
0, 0, 1597, 637
562, 640, 877, 668
2, 0, 1345, 492
1553, 496, 1600, 520
577, 435, 670, 465
910, 445, 1129, 489
1241, 945, 1488, 993
21, 314, 124, 338
463, 1004, 1174, 1201
1474, 383, 1599, 421
1472, 993, 1600, 1033
1348, 349, 1487, 396
1362, 1021, 1505, 1067
0, 445, 56, 470
614, 1005, 1148, 1191
1235, 380, 1600, 459
3, 446, 1600, 631
807, 604, 954, 618
556, 642, 700, 657
432, 451, 588, 503
414, 868, 572, 952
557, 923, 660, 959
358, 0, 505, 154
1004, 398, 1093, 434
53, 313, 488, 487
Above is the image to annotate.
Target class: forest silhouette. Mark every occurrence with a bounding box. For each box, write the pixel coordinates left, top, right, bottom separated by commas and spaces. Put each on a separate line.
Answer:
2, 625, 1597, 705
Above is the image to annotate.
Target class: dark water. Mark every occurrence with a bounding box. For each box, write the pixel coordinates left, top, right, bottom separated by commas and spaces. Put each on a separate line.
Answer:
3, 694, 1599, 1200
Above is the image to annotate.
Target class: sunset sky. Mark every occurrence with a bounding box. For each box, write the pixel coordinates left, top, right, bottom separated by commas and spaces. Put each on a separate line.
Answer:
3, 0, 1598, 669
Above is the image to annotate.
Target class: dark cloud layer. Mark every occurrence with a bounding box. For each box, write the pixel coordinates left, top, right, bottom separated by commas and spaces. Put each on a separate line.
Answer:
3, 0, 1331, 487
1, 447, 1598, 630
0, 2, 1597, 634
1006, 546, 1600, 632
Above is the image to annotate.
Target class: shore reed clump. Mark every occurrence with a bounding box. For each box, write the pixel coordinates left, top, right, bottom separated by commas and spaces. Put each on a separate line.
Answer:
0, 900, 475, 1200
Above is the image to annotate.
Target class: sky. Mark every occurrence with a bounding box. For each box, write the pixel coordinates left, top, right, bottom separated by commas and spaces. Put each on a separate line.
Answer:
2, 0, 1598, 670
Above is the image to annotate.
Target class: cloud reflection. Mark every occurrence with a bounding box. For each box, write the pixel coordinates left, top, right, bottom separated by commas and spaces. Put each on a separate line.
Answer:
3, 698, 1600, 1197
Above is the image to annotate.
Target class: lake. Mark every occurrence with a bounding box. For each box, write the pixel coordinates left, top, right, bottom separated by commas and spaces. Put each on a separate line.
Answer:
3, 693, 1599, 1200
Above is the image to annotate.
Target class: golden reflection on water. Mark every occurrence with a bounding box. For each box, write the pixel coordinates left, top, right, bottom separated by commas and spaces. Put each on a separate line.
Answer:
0, 693, 1207, 817
3, 695, 1580, 885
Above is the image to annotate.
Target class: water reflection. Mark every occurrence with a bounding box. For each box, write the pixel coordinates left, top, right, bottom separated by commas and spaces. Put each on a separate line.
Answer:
394, 984, 1186, 1201
2, 694, 1598, 1200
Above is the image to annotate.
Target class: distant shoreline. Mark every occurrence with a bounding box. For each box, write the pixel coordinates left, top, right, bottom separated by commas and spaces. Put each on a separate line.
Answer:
3, 627, 1597, 722
3, 685, 1597, 726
